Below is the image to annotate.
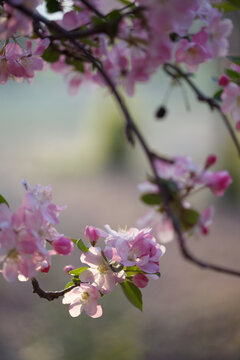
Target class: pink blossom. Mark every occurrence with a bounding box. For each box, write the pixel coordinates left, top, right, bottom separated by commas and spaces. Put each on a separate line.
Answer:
103, 226, 165, 274
0, 182, 70, 282
62, 283, 102, 318
52, 236, 73, 255
80, 247, 125, 294
175, 29, 211, 72
205, 170, 232, 196
132, 273, 149, 288
205, 9, 233, 57
198, 206, 215, 235
0, 40, 49, 84
221, 82, 240, 131
0, 1, 42, 40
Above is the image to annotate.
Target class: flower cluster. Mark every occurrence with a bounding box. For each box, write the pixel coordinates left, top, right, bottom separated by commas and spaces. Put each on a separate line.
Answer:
0, 39, 49, 84
62, 225, 165, 318
49, 0, 233, 94
0, 182, 73, 282
138, 155, 232, 243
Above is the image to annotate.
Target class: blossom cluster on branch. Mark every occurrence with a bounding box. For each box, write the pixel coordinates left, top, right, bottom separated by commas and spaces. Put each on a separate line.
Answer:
0, 0, 240, 319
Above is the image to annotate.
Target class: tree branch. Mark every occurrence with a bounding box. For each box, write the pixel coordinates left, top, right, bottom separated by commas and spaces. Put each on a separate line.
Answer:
31, 278, 78, 301
5, 1, 240, 282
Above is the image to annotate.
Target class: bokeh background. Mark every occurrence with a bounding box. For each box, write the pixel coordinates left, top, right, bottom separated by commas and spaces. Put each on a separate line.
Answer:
0, 8, 240, 360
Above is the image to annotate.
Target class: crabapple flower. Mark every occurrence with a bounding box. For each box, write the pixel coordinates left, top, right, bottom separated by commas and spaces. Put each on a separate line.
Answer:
0, 39, 49, 84
221, 82, 240, 131
62, 283, 103, 318
175, 29, 211, 72
0, 0, 42, 40
198, 206, 215, 235
205, 170, 233, 196
103, 226, 165, 274
0, 182, 70, 282
80, 247, 125, 294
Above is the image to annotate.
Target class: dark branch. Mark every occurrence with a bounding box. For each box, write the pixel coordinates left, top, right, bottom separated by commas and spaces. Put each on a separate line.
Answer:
5, 1, 240, 280
31, 278, 78, 301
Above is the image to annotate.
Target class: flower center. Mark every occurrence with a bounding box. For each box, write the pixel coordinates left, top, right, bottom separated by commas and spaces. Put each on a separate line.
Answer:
8, 249, 19, 260
80, 291, 89, 305
97, 263, 109, 274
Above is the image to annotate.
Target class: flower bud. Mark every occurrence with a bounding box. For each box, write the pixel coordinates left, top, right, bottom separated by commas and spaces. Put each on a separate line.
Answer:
132, 273, 149, 288
40, 261, 51, 273
218, 74, 229, 87
64, 265, 74, 274
205, 154, 217, 169
52, 236, 73, 255
85, 226, 99, 246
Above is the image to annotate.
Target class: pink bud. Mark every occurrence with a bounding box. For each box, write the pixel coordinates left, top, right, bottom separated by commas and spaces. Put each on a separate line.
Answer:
218, 74, 229, 87
85, 226, 99, 246
64, 265, 74, 274
52, 236, 73, 255
132, 273, 149, 288
205, 154, 217, 169
40, 262, 51, 273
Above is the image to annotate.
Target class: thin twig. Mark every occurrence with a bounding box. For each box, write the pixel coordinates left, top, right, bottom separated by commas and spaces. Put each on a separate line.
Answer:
163, 63, 240, 157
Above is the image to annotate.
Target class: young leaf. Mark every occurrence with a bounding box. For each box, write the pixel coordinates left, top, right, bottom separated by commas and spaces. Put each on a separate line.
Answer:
65, 281, 75, 289
0, 194, 9, 207
42, 47, 60, 63
77, 239, 89, 252
141, 193, 162, 205
120, 280, 143, 311
69, 267, 88, 276
181, 208, 200, 230
213, 89, 223, 102
227, 56, 240, 65
71, 238, 89, 252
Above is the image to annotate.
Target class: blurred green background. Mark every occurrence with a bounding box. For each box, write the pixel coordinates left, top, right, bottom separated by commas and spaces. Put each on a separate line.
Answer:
1, 18, 240, 359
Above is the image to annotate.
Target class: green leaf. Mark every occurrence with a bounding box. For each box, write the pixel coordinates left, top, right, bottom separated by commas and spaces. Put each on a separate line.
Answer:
64, 281, 74, 289
141, 193, 162, 205
42, 47, 60, 63
69, 267, 88, 276
118, 0, 132, 5
227, 56, 240, 65
213, 1, 239, 12
181, 208, 200, 230
225, 69, 240, 81
213, 89, 223, 101
0, 194, 9, 207
71, 238, 89, 252
46, 0, 61, 13
77, 239, 89, 252
120, 280, 143, 311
